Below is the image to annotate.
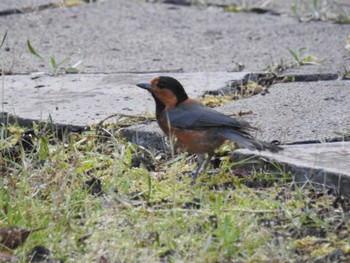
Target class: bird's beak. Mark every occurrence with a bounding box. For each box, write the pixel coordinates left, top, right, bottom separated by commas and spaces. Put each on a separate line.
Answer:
136, 83, 151, 91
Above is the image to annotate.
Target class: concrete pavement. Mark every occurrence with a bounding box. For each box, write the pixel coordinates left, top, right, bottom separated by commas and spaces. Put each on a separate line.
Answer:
0, 0, 349, 194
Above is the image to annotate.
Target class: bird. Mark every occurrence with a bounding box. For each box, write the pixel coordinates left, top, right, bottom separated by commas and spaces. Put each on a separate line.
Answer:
136, 76, 282, 184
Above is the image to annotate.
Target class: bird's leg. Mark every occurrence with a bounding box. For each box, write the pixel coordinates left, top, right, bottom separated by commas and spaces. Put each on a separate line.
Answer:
191, 152, 214, 185
191, 154, 205, 183
201, 152, 214, 173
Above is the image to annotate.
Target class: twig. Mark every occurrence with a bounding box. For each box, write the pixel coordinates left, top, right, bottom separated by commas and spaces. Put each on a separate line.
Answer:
96, 113, 154, 129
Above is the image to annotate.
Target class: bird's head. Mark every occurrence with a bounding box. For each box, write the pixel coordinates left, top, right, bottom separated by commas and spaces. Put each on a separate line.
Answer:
137, 76, 189, 109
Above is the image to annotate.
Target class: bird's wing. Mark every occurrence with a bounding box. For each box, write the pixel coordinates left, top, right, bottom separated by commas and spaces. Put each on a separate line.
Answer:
165, 100, 255, 132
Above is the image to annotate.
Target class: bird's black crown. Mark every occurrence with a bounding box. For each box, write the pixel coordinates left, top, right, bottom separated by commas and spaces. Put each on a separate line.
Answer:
157, 76, 188, 104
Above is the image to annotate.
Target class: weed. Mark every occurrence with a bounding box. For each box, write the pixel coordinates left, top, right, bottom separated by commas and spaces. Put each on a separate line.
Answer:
291, 0, 350, 23
287, 47, 321, 66
0, 30, 7, 50
334, 128, 350, 138
1, 30, 8, 114
27, 40, 80, 76
266, 47, 321, 74
224, 5, 241, 13
335, 63, 350, 80
199, 94, 237, 107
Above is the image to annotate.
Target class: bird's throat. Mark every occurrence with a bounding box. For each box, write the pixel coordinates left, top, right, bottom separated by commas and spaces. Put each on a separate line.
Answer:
153, 95, 166, 119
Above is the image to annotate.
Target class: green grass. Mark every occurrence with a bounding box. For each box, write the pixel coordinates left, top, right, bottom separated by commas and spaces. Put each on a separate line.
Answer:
27, 40, 80, 76
0, 123, 349, 262
266, 47, 321, 75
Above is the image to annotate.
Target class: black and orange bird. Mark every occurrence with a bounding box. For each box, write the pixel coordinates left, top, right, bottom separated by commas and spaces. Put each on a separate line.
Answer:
137, 76, 282, 183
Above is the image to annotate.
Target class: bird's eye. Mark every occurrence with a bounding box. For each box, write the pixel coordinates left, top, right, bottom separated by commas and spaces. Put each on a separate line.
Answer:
157, 81, 165, 89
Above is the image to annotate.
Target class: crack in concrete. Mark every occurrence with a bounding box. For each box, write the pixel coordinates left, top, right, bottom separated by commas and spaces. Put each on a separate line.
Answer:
204, 72, 344, 96
0, 0, 94, 17
158, 0, 282, 15
0, 112, 89, 136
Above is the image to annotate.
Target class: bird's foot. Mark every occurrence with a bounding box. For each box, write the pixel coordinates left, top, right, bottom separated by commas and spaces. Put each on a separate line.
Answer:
182, 169, 201, 179
181, 170, 202, 185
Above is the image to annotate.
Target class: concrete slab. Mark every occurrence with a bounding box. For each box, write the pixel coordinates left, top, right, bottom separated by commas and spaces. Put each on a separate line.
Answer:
233, 142, 350, 196
3, 73, 348, 145
0, 72, 245, 126
0, 0, 349, 194
0, 0, 349, 74
217, 80, 350, 144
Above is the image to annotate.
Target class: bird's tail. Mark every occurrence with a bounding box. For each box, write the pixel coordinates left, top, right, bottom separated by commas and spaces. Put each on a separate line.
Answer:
219, 130, 283, 153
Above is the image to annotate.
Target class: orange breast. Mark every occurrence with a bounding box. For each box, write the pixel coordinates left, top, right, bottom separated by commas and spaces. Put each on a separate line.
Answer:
157, 117, 226, 154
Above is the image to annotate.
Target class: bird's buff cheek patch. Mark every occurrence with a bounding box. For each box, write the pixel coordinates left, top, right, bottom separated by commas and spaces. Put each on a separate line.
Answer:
152, 89, 178, 109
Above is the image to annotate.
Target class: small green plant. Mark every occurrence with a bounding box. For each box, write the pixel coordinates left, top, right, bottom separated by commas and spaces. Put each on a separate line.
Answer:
224, 5, 241, 12
27, 40, 43, 60
291, 0, 350, 23
1, 30, 9, 114
27, 40, 80, 76
0, 30, 7, 49
287, 47, 321, 66
266, 48, 320, 74
265, 58, 288, 75
336, 63, 350, 80
334, 128, 350, 137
